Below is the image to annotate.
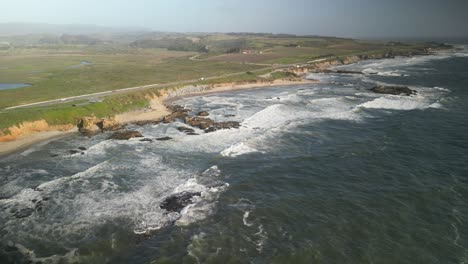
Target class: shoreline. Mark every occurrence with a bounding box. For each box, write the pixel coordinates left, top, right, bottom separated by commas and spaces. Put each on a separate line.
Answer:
0, 79, 317, 158
164, 78, 319, 103
0, 129, 78, 158
0, 49, 444, 158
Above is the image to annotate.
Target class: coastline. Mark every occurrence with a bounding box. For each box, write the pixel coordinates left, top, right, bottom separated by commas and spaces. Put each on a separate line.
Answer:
163, 78, 319, 103
0, 79, 317, 158
0, 48, 444, 158
0, 129, 78, 158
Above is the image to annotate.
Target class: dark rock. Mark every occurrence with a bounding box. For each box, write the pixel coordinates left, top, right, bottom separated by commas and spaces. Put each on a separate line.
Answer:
335, 70, 364, 74
185, 117, 215, 129
204, 127, 218, 133
163, 111, 188, 123
13, 208, 34, 218
224, 114, 236, 117
156, 136, 173, 141
69, 150, 81, 155
166, 104, 189, 113
177, 127, 195, 133
81, 152, 85, 155
214, 121, 241, 130
109, 130, 144, 140
186, 116, 240, 132
370, 85, 416, 96
78, 147, 87, 151
134, 120, 161, 126
198, 111, 209, 116
163, 105, 191, 123
187, 132, 199, 136
139, 138, 154, 142
160, 192, 202, 213
50, 154, 59, 158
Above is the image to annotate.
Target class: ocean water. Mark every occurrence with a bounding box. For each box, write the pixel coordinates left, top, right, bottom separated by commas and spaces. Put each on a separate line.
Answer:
1, 46, 467, 263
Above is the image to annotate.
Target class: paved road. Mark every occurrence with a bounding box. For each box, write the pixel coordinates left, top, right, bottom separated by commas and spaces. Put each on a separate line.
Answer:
4, 65, 291, 110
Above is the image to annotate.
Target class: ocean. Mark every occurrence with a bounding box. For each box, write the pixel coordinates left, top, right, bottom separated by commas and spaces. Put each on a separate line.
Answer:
1, 46, 467, 263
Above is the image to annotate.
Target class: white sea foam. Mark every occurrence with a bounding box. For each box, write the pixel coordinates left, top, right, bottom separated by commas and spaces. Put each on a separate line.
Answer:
243, 211, 254, 227
356, 96, 432, 110
221, 142, 263, 157
363, 68, 407, 77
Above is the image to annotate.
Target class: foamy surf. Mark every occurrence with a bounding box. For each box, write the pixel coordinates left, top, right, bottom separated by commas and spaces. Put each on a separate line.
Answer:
221, 142, 263, 157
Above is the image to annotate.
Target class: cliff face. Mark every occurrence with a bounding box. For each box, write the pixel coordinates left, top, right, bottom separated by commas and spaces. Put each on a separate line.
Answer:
77, 116, 122, 136
0, 120, 74, 142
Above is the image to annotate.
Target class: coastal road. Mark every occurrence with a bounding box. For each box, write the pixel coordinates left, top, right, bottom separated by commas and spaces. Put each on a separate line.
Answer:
3, 64, 304, 110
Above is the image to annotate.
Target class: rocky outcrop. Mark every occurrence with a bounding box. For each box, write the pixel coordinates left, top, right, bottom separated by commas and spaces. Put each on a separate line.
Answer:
109, 130, 143, 140
198, 111, 209, 116
184, 117, 215, 130
370, 85, 416, 96
96, 118, 123, 132
177, 126, 195, 133
77, 116, 101, 135
163, 105, 190, 123
160, 191, 202, 213
77, 116, 123, 136
214, 121, 241, 130
184, 115, 240, 133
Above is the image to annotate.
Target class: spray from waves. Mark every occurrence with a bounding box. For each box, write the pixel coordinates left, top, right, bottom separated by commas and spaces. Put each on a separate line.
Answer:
221, 142, 264, 157
362, 68, 409, 77
0, 153, 228, 262
356, 95, 442, 111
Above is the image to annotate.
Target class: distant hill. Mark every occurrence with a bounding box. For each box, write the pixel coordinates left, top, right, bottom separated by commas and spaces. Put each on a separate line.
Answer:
0, 22, 149, 36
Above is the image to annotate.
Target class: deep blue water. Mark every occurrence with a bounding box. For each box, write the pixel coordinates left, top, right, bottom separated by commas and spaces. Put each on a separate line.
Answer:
0, 47, 467, 263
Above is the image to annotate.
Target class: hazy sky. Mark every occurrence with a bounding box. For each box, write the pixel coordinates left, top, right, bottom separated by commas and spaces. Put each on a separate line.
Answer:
2, 0, 468, 38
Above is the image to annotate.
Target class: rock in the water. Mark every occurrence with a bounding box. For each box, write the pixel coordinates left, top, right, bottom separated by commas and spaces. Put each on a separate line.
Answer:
214, 121, 241, 130
140, 138, 154, 142
177, 126, 195, 133
198, 111, 209, 116
185, 117, 215, 129
109, 131, 143, 140
187, 132, 199, 136
370, 85, 416, 96
78, 146, 87, 151
204, 127, 218, 133
13, 208, 34, 219
186, 116, 240, 132
160, 192, 202, 212
163, 105, 191, 123
69, 150, 81, 155
156, 136, 173, 141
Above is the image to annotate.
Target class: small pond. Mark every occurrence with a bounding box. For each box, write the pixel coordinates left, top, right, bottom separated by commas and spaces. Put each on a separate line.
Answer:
0, 83, 31, 90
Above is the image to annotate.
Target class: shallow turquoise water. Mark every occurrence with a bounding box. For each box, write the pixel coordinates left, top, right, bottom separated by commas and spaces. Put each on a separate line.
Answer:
1, 47, 467, 263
